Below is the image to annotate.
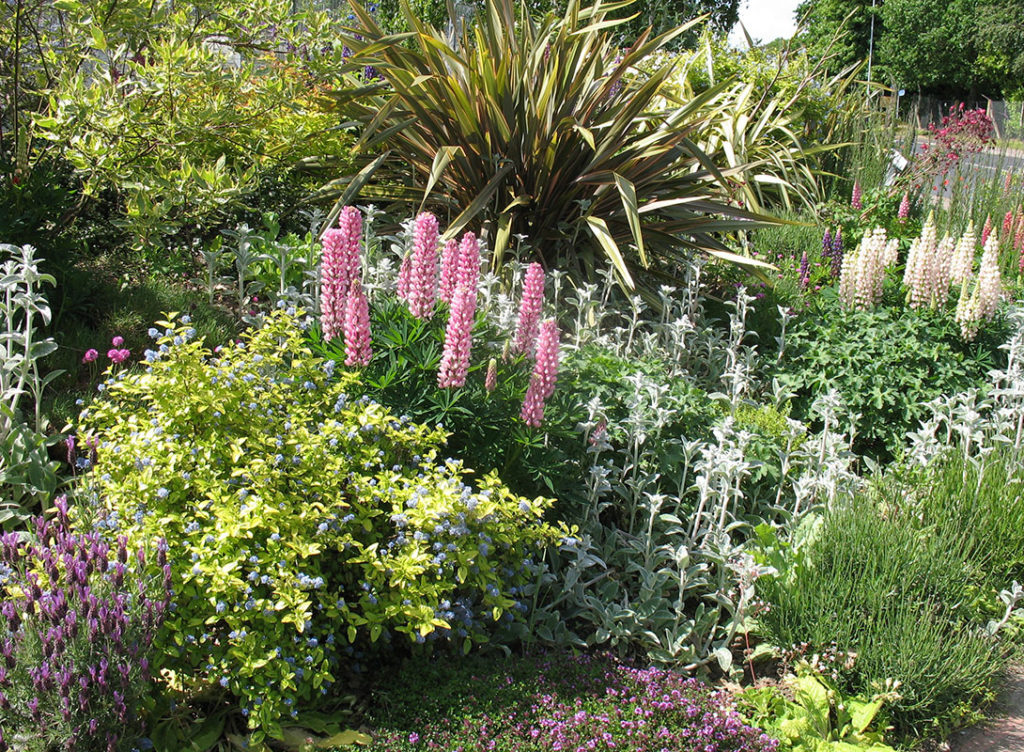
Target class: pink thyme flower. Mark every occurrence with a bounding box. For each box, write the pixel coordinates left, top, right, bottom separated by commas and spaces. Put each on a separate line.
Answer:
456, 232, 480, 292
343, 279, 372, 367
111, 335, 124, 347
320, 208, 363, 340
396, 252, 412, 301
438, 238, 461, 305
520, 319, 559, 428
82, 349, 99, 364
484, 358, 497, 393
407, 212, 439, 319
851, 180, 863, 210
437, 284, 477, 388
108, 348, 130, 364
897, 192, 910, 223
514, 263, 545, 355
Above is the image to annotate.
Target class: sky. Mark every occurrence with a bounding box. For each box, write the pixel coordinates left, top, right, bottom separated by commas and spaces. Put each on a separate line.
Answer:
728, 0, 802, 46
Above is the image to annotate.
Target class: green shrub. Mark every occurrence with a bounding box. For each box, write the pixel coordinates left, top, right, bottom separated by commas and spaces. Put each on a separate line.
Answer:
755, 491, 1005, 738
772, 302, 1006, 460
76, 310, 562, 743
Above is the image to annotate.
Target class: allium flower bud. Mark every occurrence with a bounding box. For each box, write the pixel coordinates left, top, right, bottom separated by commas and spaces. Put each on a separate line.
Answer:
514, 263, 545, 355
407, 212, 439, 319
82, 349, 99, 364
520, 319, 560, 427
437, 284, 477, 389
343, 280, 372, 367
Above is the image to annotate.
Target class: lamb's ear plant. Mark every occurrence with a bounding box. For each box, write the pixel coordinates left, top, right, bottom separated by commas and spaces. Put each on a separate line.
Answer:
0, 243, 63, 522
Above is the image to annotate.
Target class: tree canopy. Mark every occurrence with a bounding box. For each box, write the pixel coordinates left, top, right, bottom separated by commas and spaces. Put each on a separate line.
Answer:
795, 0, 1023, 98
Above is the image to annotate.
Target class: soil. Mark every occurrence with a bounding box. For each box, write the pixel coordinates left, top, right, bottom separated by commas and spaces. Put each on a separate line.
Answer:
947, 665, 1024, 752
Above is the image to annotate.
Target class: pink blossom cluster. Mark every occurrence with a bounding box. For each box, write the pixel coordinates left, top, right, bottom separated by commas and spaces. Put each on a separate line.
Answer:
851, 180, 863, 210
514, 263, 545, 355
437, 284, 477, 388
917, 105, 995, 180
407, 212, 440, 319
520, 319, 560, 427
838, 228, 898, 310
320, 207, 363, 341
343, 279, 372, 367
84, 336, 130, 365
897, 192, 910, 223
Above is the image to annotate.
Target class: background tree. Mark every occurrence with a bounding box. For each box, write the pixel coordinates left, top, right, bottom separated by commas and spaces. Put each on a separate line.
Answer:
877, 0, 978, 94
794, 0, 877, 74
366, 0, 739, 47
975, 0, 1024, 99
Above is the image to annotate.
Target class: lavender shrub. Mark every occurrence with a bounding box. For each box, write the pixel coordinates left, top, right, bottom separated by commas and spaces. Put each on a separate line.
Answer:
366, 651, 778, 752
0, 497, 171, 752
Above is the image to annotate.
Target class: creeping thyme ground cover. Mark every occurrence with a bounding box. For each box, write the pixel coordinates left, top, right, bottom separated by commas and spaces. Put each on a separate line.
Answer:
363, 651, 779, 752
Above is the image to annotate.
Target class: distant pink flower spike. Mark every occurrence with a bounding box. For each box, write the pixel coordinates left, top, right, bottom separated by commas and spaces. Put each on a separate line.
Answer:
484, 358, 497, 393
1004, 210, 1014, 235
407, 213, 439, 319
437, 284, 477, 389
897, 192, 910, 223
982, 215, 993, 246
520, 319, 560, 427
514, 263, 545, 355
343, 280, 372, 367
851, 180, 863, 210
320, 207, 363, 340
456, 232, 480, 293
397, 252, 412, 302
438, 238, 460, 305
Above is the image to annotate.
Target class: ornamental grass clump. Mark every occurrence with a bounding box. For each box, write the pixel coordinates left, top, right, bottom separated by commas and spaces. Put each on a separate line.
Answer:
0, 497, 170, 752
365, 651, 779, 752
76, 310, 562, 743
